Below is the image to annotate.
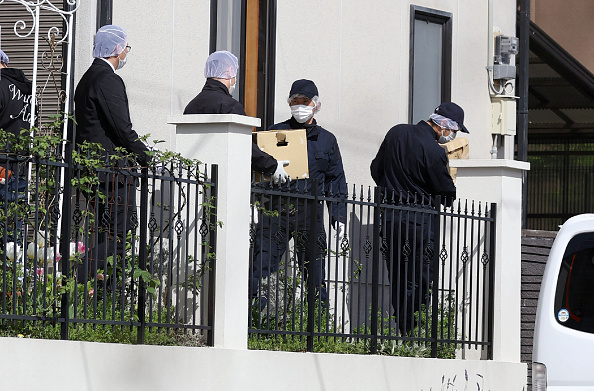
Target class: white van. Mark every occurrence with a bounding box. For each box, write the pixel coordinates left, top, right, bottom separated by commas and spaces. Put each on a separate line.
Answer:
533, 214, 594, 390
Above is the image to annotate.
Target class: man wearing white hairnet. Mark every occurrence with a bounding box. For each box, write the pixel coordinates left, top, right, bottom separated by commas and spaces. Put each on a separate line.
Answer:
370, 102, 469, 335
74, 25, 149, 283
184, 50, 288, 183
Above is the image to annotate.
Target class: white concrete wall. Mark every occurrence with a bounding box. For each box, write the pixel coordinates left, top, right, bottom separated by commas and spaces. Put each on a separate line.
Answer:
0, 337, 526, 391
275, 0, 517, 187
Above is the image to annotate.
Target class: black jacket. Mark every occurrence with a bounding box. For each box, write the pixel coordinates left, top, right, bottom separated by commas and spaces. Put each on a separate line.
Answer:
370, 121, 456, 205
0, 68, 33, 136
183, 78, 277, 175
268, 117, 347, 224
74, 59, 149, 166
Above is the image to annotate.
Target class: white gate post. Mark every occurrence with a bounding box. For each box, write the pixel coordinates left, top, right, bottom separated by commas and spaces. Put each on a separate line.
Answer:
450, 159, 530, 362
168, 113, 258, 350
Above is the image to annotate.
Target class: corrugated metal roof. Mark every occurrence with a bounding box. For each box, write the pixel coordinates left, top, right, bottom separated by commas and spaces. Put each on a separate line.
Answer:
526, 20, 594, 133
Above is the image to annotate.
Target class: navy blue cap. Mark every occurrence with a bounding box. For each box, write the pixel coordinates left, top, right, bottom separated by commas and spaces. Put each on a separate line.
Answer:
434, 102, 469, 133
289, 79, 318, 99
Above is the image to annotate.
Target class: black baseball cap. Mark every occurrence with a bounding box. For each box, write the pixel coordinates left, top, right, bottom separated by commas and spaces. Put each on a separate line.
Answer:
289, 79, 318, 99
434, 102, 469, 133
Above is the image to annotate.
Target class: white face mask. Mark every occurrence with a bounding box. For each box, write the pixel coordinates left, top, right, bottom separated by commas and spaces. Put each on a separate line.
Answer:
228, 80, 236, 95
291, 104, 314, 123
438, 128, 457, 144
116, 54, 127, 70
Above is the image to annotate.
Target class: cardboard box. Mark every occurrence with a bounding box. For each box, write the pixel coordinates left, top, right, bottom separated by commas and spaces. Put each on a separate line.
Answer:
253, 129, 309, 180
439, 137, 469, 183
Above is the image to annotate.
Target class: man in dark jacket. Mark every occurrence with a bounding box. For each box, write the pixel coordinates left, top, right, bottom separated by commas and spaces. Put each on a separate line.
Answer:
250, 79, 347, 309
0, 49, 33, 242
370, 102, 469, 334
74, 25, 148, 282
183, 50, 289, 183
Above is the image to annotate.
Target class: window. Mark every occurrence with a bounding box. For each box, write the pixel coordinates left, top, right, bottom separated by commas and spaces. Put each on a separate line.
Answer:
210, 0, 276, 129
409, 6, 452, 124
210, 0, 243, 100
554, 232, 594, 333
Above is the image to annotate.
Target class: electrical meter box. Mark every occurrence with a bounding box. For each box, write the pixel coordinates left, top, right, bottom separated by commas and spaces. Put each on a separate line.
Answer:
491, 96, 517, 136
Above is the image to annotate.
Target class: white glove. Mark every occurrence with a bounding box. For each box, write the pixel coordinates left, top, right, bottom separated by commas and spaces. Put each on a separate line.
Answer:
251, 204, 259, 225
154, 164, 164, 175
273, 160, 290, 184
333, 222, 346, 242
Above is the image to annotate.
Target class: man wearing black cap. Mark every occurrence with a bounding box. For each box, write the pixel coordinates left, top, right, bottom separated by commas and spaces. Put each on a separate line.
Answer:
250, 79, 347, 309
370, 102, 470, 335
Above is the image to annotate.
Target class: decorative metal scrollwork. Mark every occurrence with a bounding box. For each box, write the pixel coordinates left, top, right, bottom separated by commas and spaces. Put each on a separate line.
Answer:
461, 246, 469, 265
363, 237, 372, 256
0, 0, 80, 44
174, 217, 184, 238
199, 221, 209, 238
148, 215, 157, 235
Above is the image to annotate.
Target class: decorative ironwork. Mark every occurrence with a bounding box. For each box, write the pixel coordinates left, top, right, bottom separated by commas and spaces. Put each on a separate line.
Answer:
363, 237, 372, 256
273, 229, 284, 248
199, 221, 209, 238
49, 202, 60, 226
380, 237, 389, 258
148, 215, 157, 234
101, 209, 111, 229
72, 206, 82, 226
461, 246, 469, 265
174, 217, 184, 238
481, 252, 489, 267
316, 232, 326, 251
402, 240, 411, 260
129, 210, 138, 230
340, 236, 349, 253
296, 230, 308, 251
439, 244, 448, 265
248, 225, 255, 246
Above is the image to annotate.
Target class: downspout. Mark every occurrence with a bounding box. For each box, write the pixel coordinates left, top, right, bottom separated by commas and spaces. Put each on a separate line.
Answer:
518, 0, 530, 228
488, 0, 498, 159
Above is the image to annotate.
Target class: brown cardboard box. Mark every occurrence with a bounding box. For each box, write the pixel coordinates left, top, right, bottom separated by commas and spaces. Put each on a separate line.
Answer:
439, 137, 469, 183
253, 129, 309, 180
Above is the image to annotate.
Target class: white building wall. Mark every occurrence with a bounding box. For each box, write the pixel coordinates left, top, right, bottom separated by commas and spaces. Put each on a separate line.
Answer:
74, 1, 211, 150
74, 0, 518, 190
275, 0, 517, 188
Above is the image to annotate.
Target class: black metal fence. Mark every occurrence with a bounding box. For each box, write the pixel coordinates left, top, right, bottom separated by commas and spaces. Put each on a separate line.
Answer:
0, 138, 217, 345
527, 135, 594, 230
249, 180, 496, 358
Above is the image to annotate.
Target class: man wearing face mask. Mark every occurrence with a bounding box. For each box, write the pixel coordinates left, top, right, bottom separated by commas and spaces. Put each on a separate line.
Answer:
370, 102, 469, 335
250, 79, 347, 309
74, 25, 149, 283
183, 51, 288, 184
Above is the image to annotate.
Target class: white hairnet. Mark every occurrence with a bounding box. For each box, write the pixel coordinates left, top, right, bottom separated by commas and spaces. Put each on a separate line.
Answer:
204, 51, 238, 79
287, 93, 321, 114
0, 50, 8, 64
93, 25, 127, 58
429, 113, 459, 131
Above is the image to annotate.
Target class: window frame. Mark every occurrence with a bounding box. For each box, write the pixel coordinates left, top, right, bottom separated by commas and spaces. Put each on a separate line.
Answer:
408, 5, 452, 124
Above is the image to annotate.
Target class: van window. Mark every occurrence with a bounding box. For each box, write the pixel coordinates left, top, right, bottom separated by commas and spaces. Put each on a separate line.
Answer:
554, 232, 594, 333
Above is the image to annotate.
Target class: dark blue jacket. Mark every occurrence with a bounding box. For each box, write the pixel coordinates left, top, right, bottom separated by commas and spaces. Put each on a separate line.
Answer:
268, 117, 347, 224
370, 121, 456, 206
